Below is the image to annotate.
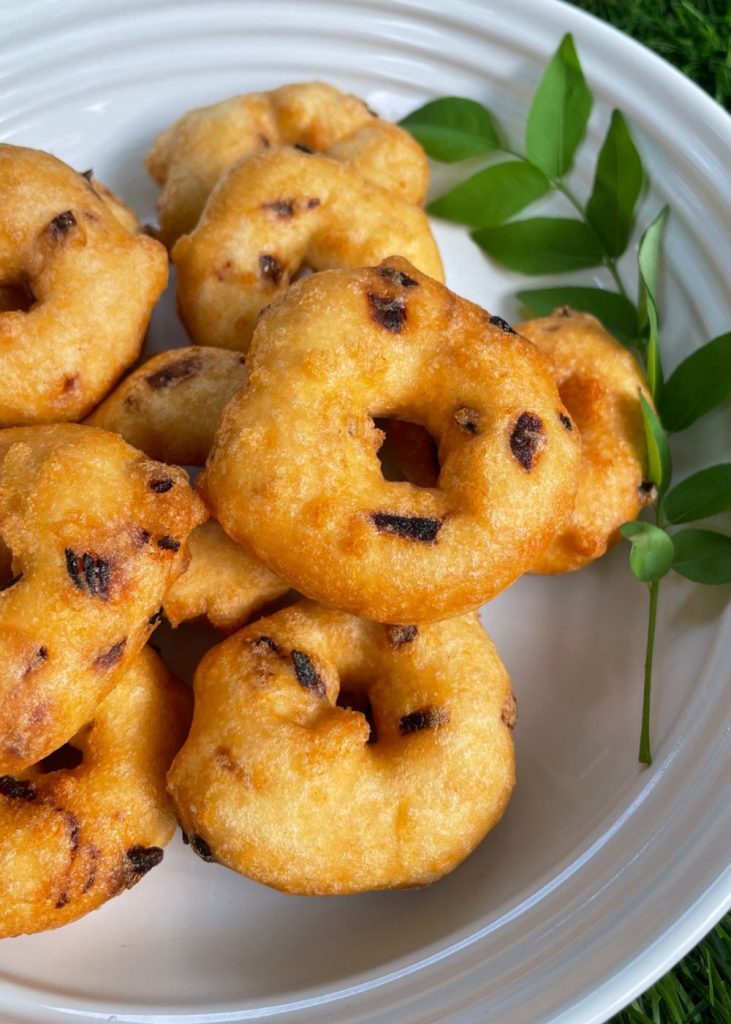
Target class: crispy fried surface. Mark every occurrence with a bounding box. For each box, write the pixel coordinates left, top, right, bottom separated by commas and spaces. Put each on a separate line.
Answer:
0, 145, 168, 425
173, 148, 443, 352
146, 81, 429, 246
200, 258, 581, 623
164, 519, 289, 632
0, 424, 205, 772
517, 310, 653, 572
87, 352, 289, 632
88, 177, 142, 235
0, 647, 190, 938
168, 601, 515, 895
87, 347, 248, 466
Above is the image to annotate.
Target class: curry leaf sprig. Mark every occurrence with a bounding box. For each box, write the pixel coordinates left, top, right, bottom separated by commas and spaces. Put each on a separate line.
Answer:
400, 34, 731, 765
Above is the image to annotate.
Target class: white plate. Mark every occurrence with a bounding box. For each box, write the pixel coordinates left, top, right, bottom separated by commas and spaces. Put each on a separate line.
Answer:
1, 1, 730, 1022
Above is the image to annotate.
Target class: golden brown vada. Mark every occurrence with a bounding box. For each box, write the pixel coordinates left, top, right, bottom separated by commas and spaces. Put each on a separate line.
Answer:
87, 347, 248, 467
200, 258, 581, 623
168, 601, 516, 895
146, 81, 429, 245
0, 145, 168, 425
0, 647, 190, 938
173, 147, 443, 351
517, 309, 655, 572
0, 424, 205, 773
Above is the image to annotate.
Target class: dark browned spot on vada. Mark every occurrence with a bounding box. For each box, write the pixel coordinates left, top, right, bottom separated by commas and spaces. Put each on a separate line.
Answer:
263, 200, 294, 218
488, 314, 516, 334
0, 573, 23, 592
377, 266, 418, 288
146, 356, 202, 390
386, 624, 418, 648
510, 412, 545, 471
252, 635, 279, 654
126, 844, 164, 876
639, 480, 658, 504
65, 550, 112, 599
259, 253, 283, 285
367, 292, 406, 333
157, 536, 180, 552
399, 706, 449, 735
0, 775, 37, 801
48, 210, 76, 239
291, 650, 326, 698
371, 513, 442, 542
93, 638, 127, 671
190, 833, 215, 862
454, 406, 480, 434
149, 476, 175, 493
501, 692, 518, 730
559, 412, 573, 431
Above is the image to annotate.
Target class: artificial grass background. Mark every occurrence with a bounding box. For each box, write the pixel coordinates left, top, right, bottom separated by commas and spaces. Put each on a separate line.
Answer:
572, 0, 730, 109
569, 7, 730, 1022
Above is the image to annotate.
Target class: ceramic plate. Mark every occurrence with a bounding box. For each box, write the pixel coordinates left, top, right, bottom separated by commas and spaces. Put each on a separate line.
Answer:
1, 1, 730, 1021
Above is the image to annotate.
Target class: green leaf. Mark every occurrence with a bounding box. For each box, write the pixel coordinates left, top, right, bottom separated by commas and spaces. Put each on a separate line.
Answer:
620, 521, 674, 582
399, 97, 500, 162
639, 392, 671, 498
645, 288, 663, 403
586, 110, 644, 258
472, 218, 603, 274
638, 206, 668, 329
427, 161, 550, 228
663, 464, 731, 525
672, 528, 731, 584
525, 33, 593, 178
516, 286, 640, 346
660, 332, 731, 432
637, 207, 668, 401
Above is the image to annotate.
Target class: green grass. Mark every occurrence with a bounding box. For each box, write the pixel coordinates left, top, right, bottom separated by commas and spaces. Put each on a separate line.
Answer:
565, 8, 731, 1022
611, 914, 731, 1022
572, 0, 731, 109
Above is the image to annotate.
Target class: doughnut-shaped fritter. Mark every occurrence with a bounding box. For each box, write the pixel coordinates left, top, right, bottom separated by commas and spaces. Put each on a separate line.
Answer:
88, 347, 247, 466
0, 648, 190, 938
173, 148, 444, 352
168, 602, 516, 895
164, 518, 289, 632
146, 81, 429, 245
200, 258, 581, 623
0, 145, 168, 425
0, 425, 205, 773
517, 309, 655, 572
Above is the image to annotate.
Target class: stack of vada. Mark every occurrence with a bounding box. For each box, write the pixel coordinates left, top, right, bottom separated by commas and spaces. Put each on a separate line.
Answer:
0, 81, 653, 932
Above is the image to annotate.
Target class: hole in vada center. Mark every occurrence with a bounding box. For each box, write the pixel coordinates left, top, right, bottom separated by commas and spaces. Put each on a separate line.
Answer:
373, 418, 440, 487
39, 742, 84, 774
0, 280, 35, 314
336, 688, 378, 744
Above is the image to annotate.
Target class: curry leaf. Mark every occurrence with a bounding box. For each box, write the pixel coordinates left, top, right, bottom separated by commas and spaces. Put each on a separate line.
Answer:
672, 529, 731, 584
660, 332, 731, 432
663, 464, 731, 524
428, 161, 550, 227
399, 97, 500, 162
525, 34, 593, 178
472, 218, 603, 274
586, 109, 644, 258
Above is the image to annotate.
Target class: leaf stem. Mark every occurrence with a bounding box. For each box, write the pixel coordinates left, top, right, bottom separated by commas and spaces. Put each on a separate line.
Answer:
551, 178, 630, 300
639, 578, 660, 765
